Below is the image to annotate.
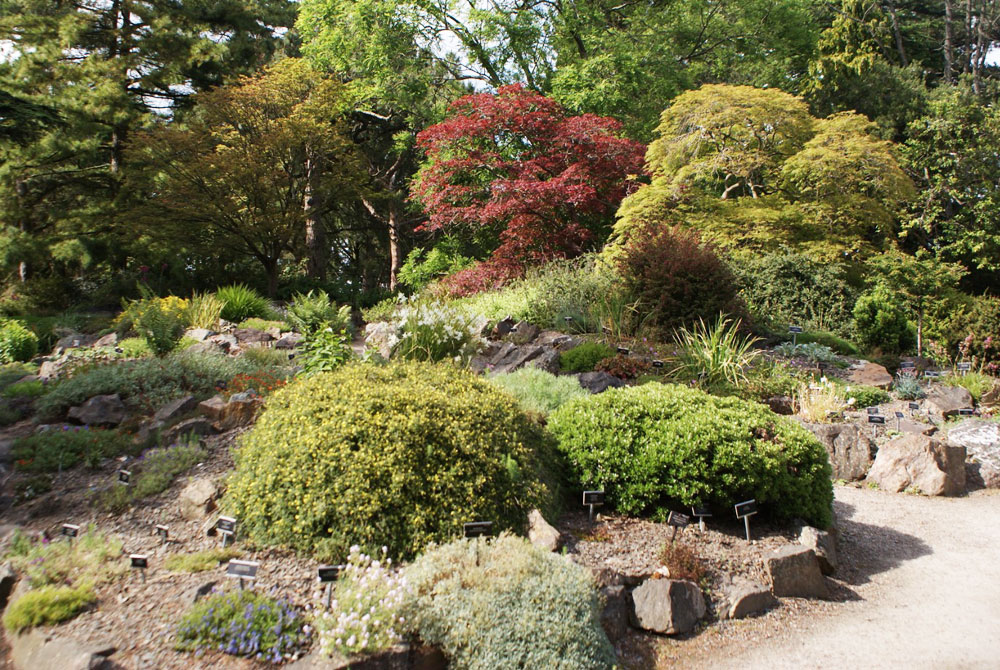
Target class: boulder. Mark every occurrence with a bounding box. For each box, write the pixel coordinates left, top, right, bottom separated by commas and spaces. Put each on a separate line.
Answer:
629, 578, 706, 635
274, 333, 304, 349
721, 578, 778, 620
67, 394, 127, 427
206, 333, 239, 352
980, 382, 1000, 409
898, 419, 937, 436
794, 420, 873, 481
92, 333, 117, 348
925, 385, 974, 417
527, 349, 561, 375
179, 478, 218, 521
37, 356, 69, 381
0, 438, 12, 464
198, 396, 227, 421
599, 584, 630, 641
233, 328, 273, 344
10, 630, 115, 670
527, 509, 561, 552
153, 395, 199, 424
867, 433, 966, 496
54, 333, 97, 350
848, 361, 893, 389
492, 316, 516, 339
798, 526, 838, 575
534, 331, 579, 350
947, 419, 1000, 488
766, 545, 829, 599
577, 371, 625, 394
184, 328, 215, 342
491, 344, 545, 374
163, 417, 215, 444
0, 561, 16, 609
185, 340, 227, 356
508, 321, 541, 345
216, 394, 262, 430
288, 644, 447, 670
766, 396, 795, 415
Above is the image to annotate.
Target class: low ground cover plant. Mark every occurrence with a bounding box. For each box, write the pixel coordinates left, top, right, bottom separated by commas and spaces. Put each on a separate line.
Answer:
297, 328, 353, 376
595, 353, 652, 380
772, 341, 839, 365
0, 318, 39, 363
842, 385, 891, 408
175, 588, 307, 662
402, 534, 615, 670
794, 330, 859, 356
224, 361, 556, 560
237, 317, 288, 332
548, 383, 833, 527
559, 342, 615, 373
97, 439, 207, 511
894, 373, 926, 400
12, 426, 136, 472
164, 547, 242, 573
943, 371, 995, 402
2, 585, 97, 632
487, 366, 587, 415
1, 379, 45, 398
6, 526, 125, 588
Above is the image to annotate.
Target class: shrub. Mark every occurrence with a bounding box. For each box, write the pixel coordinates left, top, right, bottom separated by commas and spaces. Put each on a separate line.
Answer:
943, 372, 995, 402
796, 379, 850, 423
399, 237, 475, 293
115, 291, 189, 336
361, 296, 401, 324
96, 440, 207, 512
35, 351, 270, 420
671, 316, 761, 389
0, 319, 39, 363
773, 342, 839, 365
548, 383, 833, 527
135, 297, 186, 356
237, 317, 287, 332
314, 546, 408, 657
739, 360, 807, 403
2, 585, 96, 632
118, 337, 153, 358
12, 426, 137, 472
2, 379, 45, 398
616, 224, 745, 337
185, 292, 224, 330
894, 373, 926, 400
486, 367, 588, 415
844, 385, 891, 408
175, 589, 307, 662
560, 342, 615, 373
796, 330, 859, 356
853, 290, 914, 355
164, 548, 242, 573
297, 328, 353, 376
6, 526, 125, 588
0, 401, 23, 426
222, 370, 289, 398
402, 534, 615, 670
224, 362, 556, 560
373, 300, 486, 366
595, 354, 652, 380
286, 290, 353, 335
216, 284, 272, 322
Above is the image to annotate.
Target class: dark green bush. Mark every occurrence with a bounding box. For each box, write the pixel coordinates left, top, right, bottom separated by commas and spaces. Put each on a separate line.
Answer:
0, 319, 39, 363
286, 290, 353, 335
548, 383, 833, 527
796, 330, 859, 356
12, 426, 136, 472
224, 361, 557, 560
560, 342, 616, 373
844, 385, 891, 408
403, 535, 615, 670
216, 284, 273, 322
853, 290, 915, 355
399, 237, 475, 293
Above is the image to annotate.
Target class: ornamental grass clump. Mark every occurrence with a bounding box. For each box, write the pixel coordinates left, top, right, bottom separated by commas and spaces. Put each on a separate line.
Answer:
224, 361, 556, 560
796, 379, 852, 423
402, 534, 615, 670
671, 316, 761, 389
314, 546, 409, 657
548, 383, 833, 528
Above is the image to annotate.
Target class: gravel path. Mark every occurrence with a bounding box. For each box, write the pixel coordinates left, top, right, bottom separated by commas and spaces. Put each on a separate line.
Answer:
703, 486, 1000, 669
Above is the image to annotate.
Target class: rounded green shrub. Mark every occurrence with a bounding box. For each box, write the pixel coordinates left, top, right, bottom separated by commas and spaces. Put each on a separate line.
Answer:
0, 319, 39, 363
403, 534, 615, 670
224, 361, 556, 560
853, 290, 914, 355
559, 341, 615, 373
844, 385, 891, 408
487, 366, 587, 416
548, 383, 833, 527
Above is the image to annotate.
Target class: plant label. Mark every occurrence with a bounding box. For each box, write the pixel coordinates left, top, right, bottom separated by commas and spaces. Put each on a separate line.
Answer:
867, 407, 879, 415
908, 402, 920, 410
868, 415, 885, 424
130, 554, 148, 569
616, 347, 629, 355
788, 326, 803, 333
692, 506, 712, 518
582, 490, 606, 506
894, 411, 905, 419
957, 362, 972, 372
317, 565, 345, 583
899, 361, 916, 369
155, 524, 169, 541
463, 521, 493, 538
924, 370, 941, 379
809, 384, 822, 391
61, 523, 80, 538
216, 516, 237, 535
601, 326, 612, 335
959, 408, 975, 416
652, 360, 664, 368
734, 500, 757, 518
563, 316, 573, 322
226, 560, 259, 580
118, 469, 131, 486
667, 511, 690, 527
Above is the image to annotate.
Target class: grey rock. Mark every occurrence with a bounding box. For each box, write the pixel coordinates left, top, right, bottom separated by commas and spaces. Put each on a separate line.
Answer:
493, 316, 516, 338
38, 356, 69, 381
534, 330, 579, 350
527, 348, 561, 374
179, 478, 217, 521
0, 438, 14, 464
492, 344, 545, 374
792, 420, 873, 481
184, 328, 215, 342
577, 371, 625, 394
947, 419, 1000, 488
925, 385, 974, 417
867, 433, 966, 496
589, 566, 625, 588
766, 396, 795, 415
289, 644, 416, 670
898, 419, 938, 436
798, 526, 838, 575
629, 578, 706, 634
10, 630, 115, 670
163, 417, 215, 445
275, 333, 304, 349
527, 509, 561, 552
54, 333, 97, 350
153, 395, 199, 424
233, 328, 273, 344
722, 579, 778, 619
184, 340, 226, 356
92, 333, 117, 348
848, 361, 893, 389
508, 321, 540, 345
67, 394, 127, 426
599, 584, 630, 641
206, 333, 239, 352
766, 545, 829, 599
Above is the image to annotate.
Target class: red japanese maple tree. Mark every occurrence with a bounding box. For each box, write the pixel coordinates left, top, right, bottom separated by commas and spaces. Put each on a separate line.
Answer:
412, 85, 645, 295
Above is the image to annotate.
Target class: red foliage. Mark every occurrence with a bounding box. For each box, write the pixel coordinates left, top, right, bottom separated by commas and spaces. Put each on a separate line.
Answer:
413, 85, 645, 296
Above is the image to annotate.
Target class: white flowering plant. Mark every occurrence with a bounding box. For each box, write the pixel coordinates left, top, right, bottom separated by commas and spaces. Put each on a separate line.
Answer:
365, 298, 486, 366
796, 377, 854, 423
314, 546, 410, 658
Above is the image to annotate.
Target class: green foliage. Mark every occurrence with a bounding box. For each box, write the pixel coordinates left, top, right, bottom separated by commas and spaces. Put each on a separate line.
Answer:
383, 301, 486, 365
0, 319, 39, 363
12, 427, 137, 472
2, 585, 97, 632
239, 346, 294, 368
844, 385, 891, 408
487, 367, 588, 416
2, 379, 45, 398
224, 362, 556, 560
175, 589, 306, 662
399, 238, 475, 292
35, 351, 271, 421
6, 526, 125, 588
559, 342, 616, 373
0, 402, 23, 427
773, 342, 839, 365
297, 328, 353, 376
96, 440, 207, 512
163, 548, 242, 573
286, 290, 353, 335
853, 290, 915, 355
671, 316, 762, 389
943, 372, 995, 403
361, 296, 401, 324
893, 373, 926, 400
402, 534, 615, 670
136, 300, 186, 357
795, 331, 859, 356
185, 292, 225, 330
118, 337, 153, 358
739, 360, 807, 403
237, 317, 287, 332
216, 284, 273, 323
548, 383, 833, 527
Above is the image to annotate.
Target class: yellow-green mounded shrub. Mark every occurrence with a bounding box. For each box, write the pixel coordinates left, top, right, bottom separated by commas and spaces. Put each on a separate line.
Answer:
548, 383, 834, 528
2, 585, 97, 632
224, 361, 557, 560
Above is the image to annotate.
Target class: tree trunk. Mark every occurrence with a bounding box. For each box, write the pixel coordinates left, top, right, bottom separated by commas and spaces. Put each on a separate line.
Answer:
303, 156, 327, 280
887, 0, 908, 66
265, 260, 279, 298
945, 0, 955, 83
388, 203, 400, 291
917, 304, 923, 357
